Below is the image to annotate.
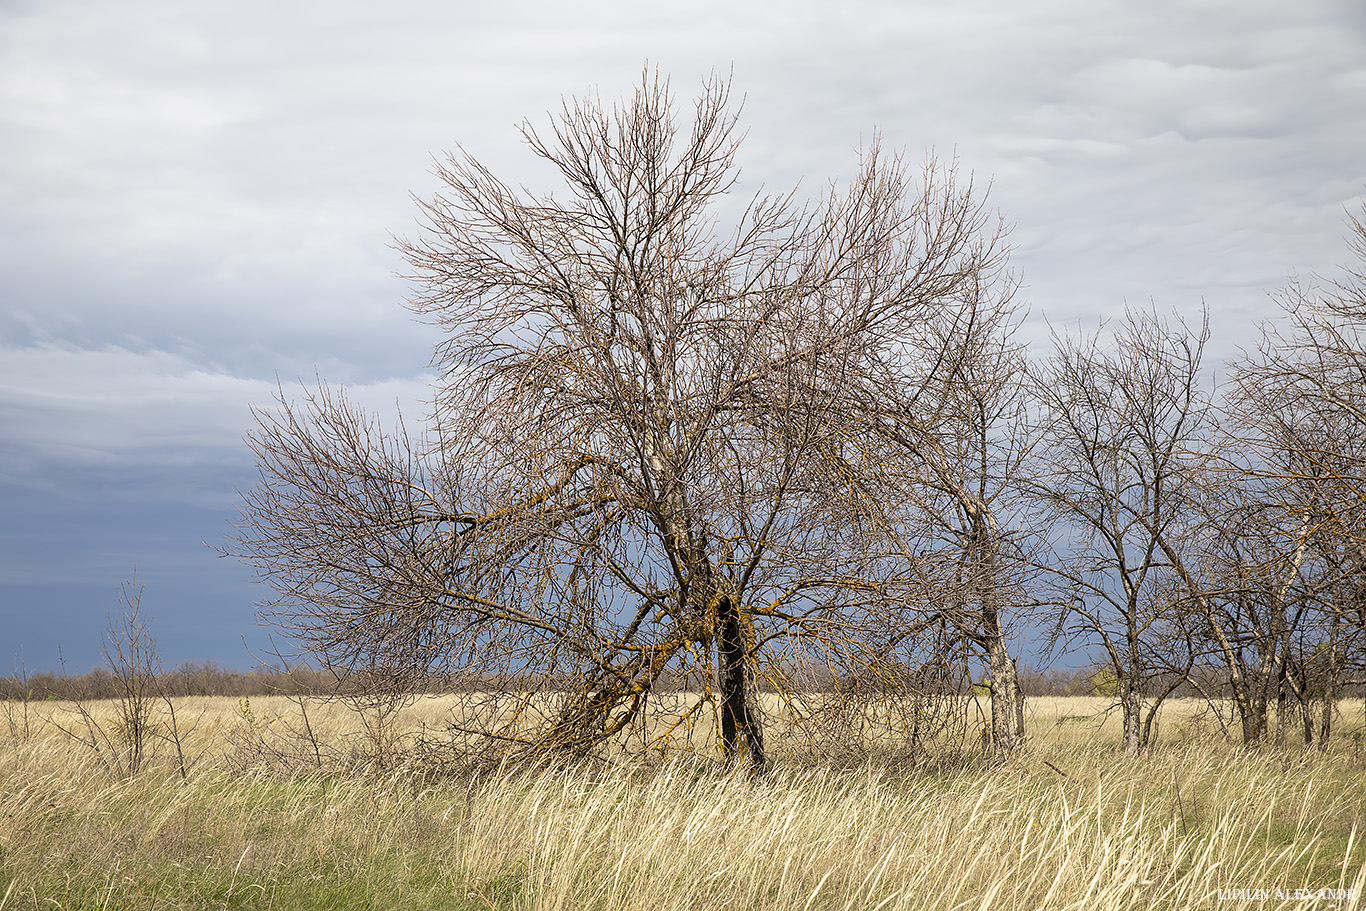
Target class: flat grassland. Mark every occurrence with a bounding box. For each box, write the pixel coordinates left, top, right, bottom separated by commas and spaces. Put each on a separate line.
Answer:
1, 695, 1363, 910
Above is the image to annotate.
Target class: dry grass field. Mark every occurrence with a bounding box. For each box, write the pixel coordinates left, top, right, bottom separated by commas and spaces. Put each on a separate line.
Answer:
1, 694, 1363, 910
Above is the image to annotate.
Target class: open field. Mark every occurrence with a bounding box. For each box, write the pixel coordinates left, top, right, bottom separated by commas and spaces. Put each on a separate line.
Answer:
1, 695, 1364, 910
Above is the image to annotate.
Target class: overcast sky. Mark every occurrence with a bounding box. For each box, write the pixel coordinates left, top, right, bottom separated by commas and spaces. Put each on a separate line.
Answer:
2, 0, 1364, 673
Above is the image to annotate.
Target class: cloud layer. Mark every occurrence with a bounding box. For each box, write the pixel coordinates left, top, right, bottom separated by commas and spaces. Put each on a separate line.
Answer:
2, 0, 1363, 670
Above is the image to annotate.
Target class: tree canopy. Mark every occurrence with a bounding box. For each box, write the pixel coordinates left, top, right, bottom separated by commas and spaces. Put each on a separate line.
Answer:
229, 71, 1016, 772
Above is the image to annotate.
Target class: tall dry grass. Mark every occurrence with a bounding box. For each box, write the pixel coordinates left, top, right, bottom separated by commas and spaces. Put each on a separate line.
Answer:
0, 695, 1362, 910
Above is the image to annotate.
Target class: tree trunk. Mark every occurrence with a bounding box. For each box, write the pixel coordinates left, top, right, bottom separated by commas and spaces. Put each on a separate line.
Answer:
1274, 674, 1292, 748
1315, 619, 1342, 752
969, 510, 1024, 756
987, 637, 1025, 755
1302, 685, 1315, 747
1317, 693, 1334, 751
716, 595, 765, 774
1120, 678, 1144, 757
1237, 685, 1268, 746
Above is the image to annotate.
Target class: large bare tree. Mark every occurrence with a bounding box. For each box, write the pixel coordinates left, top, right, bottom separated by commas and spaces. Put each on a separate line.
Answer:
228, 71, 1012, 772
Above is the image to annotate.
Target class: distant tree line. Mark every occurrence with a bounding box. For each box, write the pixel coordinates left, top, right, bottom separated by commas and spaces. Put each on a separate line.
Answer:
0, 661, 334, 702
25, 657, 1349, 704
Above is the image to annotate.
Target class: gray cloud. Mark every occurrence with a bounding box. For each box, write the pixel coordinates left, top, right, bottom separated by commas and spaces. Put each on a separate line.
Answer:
0, 344, 433, 507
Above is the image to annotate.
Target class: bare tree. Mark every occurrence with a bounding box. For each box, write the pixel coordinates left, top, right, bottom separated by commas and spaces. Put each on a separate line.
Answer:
829, 292, 1039, 755
1031, 308, 1214, 755
1178, 420, 1366, 749
1180, 477, 1313, 746
53, 574, 198, 777
227, 70, 1012, 773
53, 576, 159, 776
1218, 207, 1366, 744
